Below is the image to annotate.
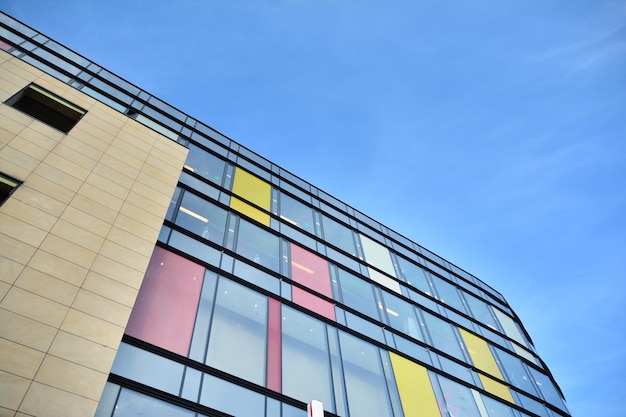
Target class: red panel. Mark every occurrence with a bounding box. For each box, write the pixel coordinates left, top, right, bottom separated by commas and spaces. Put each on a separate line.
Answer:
292, 287, 336, 321
125, 247, 205, 356
266, 298, 282, 392
290, 243, 332, 298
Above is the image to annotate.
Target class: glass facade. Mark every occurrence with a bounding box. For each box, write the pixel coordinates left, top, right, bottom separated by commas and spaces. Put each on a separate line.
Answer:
0, 12, 570, 417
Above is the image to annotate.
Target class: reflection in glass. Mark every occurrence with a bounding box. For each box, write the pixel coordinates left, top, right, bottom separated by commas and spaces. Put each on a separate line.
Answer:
200, 373, 265, 417
282, 306, 334, 411
206, 278, 268, 385
321, 215, 356, 256
111, 343, 184, 395
422, 311, 466, 360
397, 256, 432, 295
464, 292, 500, 331
436, 375, 482, 417
335, 268, 379, 319
235, 219, 280, 272
339, 331, 393, 417
189, 271, 218, 362
381, 291, 422, 341
184, 143, 226, 185
480, 393, 516, 417
174, 191, 227, 245
529, 368, 568, 411
279, 193, 315, 234
112, 388, 194, 417
494, 347, 538, 396
430, 274, 467, 313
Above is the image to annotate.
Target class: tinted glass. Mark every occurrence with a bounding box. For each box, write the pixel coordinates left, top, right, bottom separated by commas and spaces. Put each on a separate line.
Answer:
112, 388, 194, 417
397, 256, 431, 294
339, 331, 393, 417
188, 271, 218, 362
335, 268, 379, 319
494, 347, 538, 395
175, 191, 227, 245
184, 143, 226, 185
279, 193, 315, 234
200, 373, 265, 417
436, 375, 482, 417
464, 292, 500, 331
422, 311, 466, 360
235, 219, 280, 272
321, 215, 356, 255
381, 291, 422, 341
206, 278, 268, 384
431, 275, 467, 313
111, 343, 183, 395
282, 306, 333, 410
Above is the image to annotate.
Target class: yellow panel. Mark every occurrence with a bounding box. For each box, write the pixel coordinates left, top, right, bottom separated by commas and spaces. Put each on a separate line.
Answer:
389, 352, 440, 417
459, 328, 504, 380
230, 197, 270, 226
479, 374, 515, 403
231, 168, 271, 211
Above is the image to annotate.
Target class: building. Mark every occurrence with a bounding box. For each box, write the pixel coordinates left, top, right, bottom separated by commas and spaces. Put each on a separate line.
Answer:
0, 12, 570, 417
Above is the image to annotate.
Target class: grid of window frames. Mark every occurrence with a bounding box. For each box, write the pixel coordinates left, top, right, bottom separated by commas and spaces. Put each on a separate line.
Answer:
1, 13, 569, 417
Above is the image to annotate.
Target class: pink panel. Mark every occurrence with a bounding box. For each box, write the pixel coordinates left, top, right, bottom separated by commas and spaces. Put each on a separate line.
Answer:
292, 287, 336, 321
125, 247, 205, 356
290, 243, 332, 298
0, 39, 12, 51
266, 298, 282, 392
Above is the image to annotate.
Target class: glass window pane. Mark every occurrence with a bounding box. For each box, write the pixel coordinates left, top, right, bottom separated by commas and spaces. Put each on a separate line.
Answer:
189, 271, 218, 362
184, 143, 226, 185
338, 331, 393, 417
321, 215, 356, 256
282, 305, 333, 411
335, 268, 379, 319
435, 375, 482, 417
200, 373, 265, 417
112, 388, 194, 417
493, 347, 538, 396
381, 291, 422, 341
111, 343, 184, 395
125, 247, 205, 356
529, 368, 568, 411
480, 393, 516, 417
206, 278, 268, 385
431, 274, 467, 313
235, 219, 280, 272
397, 256, 431, 294
279, 193, 315, 234
464, 292, 500, 331
175, 191, 227, 245
422, 311, 466, 361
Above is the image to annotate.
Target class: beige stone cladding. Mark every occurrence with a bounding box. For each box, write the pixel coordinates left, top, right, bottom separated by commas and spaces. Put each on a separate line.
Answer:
0, 50, 188, 416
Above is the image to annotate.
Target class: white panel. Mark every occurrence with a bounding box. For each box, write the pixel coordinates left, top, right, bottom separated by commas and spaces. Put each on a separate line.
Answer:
493, 309, 528, 347
360, 234, 396, 278
368, 267, 401, 294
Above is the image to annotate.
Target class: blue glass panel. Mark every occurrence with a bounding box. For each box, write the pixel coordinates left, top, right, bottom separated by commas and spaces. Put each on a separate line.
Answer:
112, 388, 194, 417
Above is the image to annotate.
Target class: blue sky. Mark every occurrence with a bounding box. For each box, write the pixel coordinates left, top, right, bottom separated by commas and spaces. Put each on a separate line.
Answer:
4, 1, 625, 416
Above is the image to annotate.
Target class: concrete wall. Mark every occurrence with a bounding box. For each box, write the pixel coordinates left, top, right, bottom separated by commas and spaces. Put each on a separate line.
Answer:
0, 50, 187, 416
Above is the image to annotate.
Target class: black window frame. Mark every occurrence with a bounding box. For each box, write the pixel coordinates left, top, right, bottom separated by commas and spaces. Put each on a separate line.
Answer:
4, 83, 86, 132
